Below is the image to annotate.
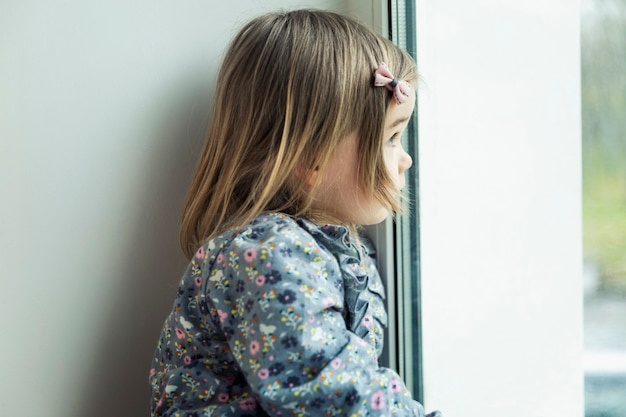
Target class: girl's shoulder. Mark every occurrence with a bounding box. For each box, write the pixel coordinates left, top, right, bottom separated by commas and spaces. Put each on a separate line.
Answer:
191, 212, 366, 275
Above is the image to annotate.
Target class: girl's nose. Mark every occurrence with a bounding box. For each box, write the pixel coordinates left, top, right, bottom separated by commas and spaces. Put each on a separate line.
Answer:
399, 148, 413, 173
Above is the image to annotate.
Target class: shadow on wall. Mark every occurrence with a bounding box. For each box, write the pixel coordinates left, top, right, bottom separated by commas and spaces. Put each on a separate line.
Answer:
73, 75, 211, 417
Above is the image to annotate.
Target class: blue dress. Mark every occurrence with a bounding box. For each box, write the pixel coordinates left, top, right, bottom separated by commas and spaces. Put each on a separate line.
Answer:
150, 212, 427, 416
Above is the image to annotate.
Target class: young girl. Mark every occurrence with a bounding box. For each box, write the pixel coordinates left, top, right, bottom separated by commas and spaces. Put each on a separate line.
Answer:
150, 9, 440, 417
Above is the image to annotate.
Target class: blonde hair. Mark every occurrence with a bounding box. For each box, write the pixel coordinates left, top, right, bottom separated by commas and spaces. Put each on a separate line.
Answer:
180, 9, 417, 259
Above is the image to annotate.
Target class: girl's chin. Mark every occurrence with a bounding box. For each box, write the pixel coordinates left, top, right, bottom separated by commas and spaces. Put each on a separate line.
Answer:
356, 208, 391, 226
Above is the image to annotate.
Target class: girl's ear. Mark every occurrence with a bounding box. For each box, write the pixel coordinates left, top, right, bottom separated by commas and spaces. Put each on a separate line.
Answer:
295, 164, 319, 187
306, 168, 318, 186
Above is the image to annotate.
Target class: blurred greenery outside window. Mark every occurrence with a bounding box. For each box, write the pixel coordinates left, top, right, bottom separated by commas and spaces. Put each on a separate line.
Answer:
582, 0, 626, 291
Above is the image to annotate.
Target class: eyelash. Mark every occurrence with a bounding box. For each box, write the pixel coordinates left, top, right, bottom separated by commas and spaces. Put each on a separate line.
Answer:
386, 133, 400, 147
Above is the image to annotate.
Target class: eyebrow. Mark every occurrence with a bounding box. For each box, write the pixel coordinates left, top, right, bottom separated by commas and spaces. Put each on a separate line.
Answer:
388, 116, 411, 129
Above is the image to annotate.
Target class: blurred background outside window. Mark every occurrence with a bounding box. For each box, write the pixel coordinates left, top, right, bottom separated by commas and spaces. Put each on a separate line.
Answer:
581, 0, 626, 415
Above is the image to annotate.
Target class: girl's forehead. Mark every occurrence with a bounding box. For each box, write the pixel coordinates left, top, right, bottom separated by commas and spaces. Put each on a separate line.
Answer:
384, 90, 416, 129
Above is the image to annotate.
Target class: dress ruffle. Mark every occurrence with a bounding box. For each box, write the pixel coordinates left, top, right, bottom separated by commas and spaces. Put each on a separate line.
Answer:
297, 219, 388, 356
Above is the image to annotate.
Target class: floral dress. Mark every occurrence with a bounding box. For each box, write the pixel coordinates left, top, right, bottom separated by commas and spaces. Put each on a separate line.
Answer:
150, 212, 429, 416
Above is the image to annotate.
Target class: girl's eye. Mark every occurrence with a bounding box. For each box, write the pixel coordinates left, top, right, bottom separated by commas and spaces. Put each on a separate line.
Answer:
386, 133, 400, 147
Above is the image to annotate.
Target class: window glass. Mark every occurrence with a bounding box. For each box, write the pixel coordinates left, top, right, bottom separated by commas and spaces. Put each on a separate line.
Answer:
582, 0, 626, 415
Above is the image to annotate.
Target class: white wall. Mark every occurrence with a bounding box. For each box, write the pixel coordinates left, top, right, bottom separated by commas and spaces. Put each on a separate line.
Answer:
416, 0, 583, 415
0, 2, 354, 416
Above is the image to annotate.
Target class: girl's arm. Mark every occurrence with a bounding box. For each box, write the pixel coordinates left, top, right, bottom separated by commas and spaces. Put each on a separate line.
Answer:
205, 219, 426, 416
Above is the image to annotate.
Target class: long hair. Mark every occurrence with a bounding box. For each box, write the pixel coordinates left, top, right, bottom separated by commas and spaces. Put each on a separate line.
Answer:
180, 9, 417, 259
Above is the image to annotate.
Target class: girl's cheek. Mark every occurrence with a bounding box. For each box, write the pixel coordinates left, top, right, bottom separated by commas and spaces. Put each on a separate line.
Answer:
383, 149, 396, 172
382, 148, 392, 164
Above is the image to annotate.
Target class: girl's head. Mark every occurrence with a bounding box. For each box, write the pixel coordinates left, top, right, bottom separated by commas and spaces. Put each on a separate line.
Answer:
181, 9, 417, 258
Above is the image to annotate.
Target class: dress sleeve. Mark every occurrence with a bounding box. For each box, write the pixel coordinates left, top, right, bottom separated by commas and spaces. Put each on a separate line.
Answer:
205, 222, 425, 416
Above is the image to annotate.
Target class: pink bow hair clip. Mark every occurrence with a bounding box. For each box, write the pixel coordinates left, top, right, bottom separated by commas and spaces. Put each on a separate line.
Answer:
374, 62, 411, 104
